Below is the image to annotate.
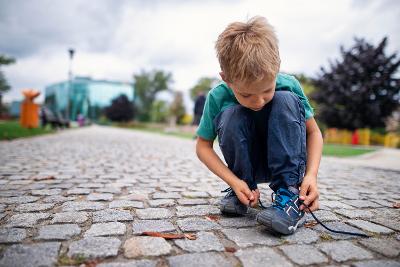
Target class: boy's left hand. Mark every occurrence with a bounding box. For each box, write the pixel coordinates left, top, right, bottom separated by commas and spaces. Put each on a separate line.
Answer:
299, 174, 319, 212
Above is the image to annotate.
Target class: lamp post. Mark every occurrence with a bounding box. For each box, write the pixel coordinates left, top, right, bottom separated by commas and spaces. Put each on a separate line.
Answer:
67, 48, 75, 121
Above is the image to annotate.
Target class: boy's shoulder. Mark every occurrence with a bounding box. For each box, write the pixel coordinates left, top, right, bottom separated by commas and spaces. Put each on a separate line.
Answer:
276, 73, 301, 90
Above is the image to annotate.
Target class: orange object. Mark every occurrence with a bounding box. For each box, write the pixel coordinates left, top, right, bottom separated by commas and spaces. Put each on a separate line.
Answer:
20, 89, 40, 128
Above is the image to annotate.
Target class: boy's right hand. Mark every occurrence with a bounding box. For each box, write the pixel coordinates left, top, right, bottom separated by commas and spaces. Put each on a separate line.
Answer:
231, 179, 255, 206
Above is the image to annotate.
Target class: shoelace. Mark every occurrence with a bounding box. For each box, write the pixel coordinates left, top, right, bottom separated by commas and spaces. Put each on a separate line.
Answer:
259, 194, 369, 238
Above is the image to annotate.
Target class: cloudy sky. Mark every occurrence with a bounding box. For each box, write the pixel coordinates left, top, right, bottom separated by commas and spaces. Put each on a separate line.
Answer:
1, 0, 399, 110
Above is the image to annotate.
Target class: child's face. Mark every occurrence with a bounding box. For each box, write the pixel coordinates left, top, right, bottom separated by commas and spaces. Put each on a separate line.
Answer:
225, 75, 276, 111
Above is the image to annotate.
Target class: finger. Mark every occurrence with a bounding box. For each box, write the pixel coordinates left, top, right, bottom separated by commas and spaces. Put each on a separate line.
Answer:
243, 188, 254, 201
299, 184, 308, 201
237, 192, 250, 205
304, 191, 319, 206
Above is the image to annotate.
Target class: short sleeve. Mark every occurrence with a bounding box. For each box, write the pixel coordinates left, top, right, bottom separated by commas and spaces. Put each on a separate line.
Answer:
196, 92, 218, 140
292, 78, 314, 120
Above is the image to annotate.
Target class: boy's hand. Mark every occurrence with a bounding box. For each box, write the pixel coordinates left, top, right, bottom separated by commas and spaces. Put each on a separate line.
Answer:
299, 174, 319, 212
249, 189, 260, 207
231, 179, 255, 206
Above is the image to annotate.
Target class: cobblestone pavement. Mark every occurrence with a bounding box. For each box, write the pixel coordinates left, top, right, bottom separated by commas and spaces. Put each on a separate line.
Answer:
0, 125, 399, 267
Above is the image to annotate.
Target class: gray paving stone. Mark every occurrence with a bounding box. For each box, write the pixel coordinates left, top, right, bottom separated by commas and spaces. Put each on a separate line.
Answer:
305, 209, 340, 222
85, 222, 126, 236
314, 221, 367, 239
36, 224, 81, 240
370, 216, 400, 231
62, 201, 105, 211
177, 198, 208, 205
0, 196, 40, 204
87, 193, 114, 201
168, 252, 232, 267
317, 240, 374, 262
42, 195, 76, 203
358, 237, 400, 257
222, 227, 282, 247
68, 237, 121, 259
96, 187, 122, 194
109, 200, 144, 209
0, 213, 5, 220
7, 212, 51, 227
335, 208, 375, 219
352, 260, 400, 267
319, 200, 355, 210
136, 208, 173, 219
182, 191, 209, 198
132, 219, 176, 234
153, 192, 181, 199
283, 227, 320, 244
347, 219, 394, 234
51, 211, 89, 223
177, 217, 221, 232
235, 247, 293, 267
123, 236, 172, 258
93, 209, 133, 222
31, 189, 61, 196
0, 242, 61, 267
66, 188, 91, 195
148, 198, 175, 207
343, 199, 381, 208
176, 205, 220, 217
279, 244, 328, 265
0, 228, 26, 243
14, 203, 55, 212
174, 231, 224, 252
218, 216, 257, 228
97, 260, 158, 267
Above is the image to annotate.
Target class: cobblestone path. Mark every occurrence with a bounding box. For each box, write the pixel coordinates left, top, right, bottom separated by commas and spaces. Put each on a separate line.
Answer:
0, 125, 399, 267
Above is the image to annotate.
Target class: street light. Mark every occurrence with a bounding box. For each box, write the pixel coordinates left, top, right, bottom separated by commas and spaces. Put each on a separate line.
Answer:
67, 48, 75, 121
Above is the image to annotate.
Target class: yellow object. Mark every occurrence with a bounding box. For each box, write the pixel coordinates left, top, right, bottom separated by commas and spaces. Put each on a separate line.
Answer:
20, 89, 41, 128
384, 133, 400, 148
358, 129, 370, 146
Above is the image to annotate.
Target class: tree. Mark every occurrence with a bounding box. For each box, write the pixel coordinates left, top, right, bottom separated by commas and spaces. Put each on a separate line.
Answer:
133, 70, 172, 122
104, 94, 134, 122
150, 100, 169, 123
169, 91, 186, 125
0, 54, 16, 117
189, 77, 219, 100
311, 37, 400, 130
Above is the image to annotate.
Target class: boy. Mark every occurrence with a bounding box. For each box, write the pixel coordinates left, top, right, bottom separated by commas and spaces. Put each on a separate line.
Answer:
195, 16, 323, 235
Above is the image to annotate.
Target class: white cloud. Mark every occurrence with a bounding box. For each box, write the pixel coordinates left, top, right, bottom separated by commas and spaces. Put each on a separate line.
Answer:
2, 0, 399, 114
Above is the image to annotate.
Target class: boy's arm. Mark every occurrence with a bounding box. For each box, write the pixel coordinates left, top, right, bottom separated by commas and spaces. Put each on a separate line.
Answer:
196, 137, 255, 205
299, 117, 323, 212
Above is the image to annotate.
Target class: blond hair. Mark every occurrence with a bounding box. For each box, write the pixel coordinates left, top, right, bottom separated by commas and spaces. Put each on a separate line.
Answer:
215, 16, 280, 84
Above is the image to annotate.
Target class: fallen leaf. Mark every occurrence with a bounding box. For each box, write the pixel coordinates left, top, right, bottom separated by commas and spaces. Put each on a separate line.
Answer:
33, 175, 55, 181
205, 215, 220, 222
304, 221, 318, 228
84, 259, 102, 267
393, 202, 400, 208
141, 232, 197, 240
224, 247, 237, 253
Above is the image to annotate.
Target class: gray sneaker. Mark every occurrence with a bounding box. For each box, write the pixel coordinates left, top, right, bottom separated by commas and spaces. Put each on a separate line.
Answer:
220, 187, 248, 215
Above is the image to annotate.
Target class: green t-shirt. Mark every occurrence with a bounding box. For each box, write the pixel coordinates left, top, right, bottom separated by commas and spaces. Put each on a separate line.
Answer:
196, 73, 314, 140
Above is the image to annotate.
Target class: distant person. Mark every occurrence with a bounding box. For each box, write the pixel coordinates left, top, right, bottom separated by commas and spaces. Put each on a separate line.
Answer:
195, 16, 323, 235
192, 92, 206, 126
77, 113, 85, 127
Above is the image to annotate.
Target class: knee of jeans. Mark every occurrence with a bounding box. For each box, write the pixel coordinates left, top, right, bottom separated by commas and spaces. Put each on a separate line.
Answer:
272, 91, 300, 107
217, 105, 253, 136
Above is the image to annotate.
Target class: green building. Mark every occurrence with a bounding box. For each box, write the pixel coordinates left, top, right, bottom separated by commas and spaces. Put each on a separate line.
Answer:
44, 77, 134, 121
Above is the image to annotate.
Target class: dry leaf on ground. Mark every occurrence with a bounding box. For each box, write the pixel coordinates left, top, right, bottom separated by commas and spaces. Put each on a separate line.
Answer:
224, 247, 237, 253
393, 202, 400, 208
205, 215, 220, 221
32, 175, 55, 181
141, 232, 197, 240
304, 221, 318, 228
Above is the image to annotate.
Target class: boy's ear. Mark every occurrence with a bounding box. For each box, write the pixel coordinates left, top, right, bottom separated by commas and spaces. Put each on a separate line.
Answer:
219, 71, 227, 82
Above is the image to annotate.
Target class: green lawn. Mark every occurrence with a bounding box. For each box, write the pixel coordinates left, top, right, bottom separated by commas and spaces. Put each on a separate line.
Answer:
322, 144, 376, 157
0, 120, 55, 140
115, 123, 378, 158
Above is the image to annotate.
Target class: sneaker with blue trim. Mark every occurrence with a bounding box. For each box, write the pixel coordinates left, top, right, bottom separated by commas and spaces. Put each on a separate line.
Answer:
256, 187, 305, 235
220, 187, 248, 215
